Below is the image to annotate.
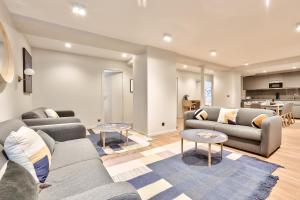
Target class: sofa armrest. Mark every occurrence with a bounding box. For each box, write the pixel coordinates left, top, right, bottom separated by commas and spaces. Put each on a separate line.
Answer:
184, 111, 194, 121
184, 111, 195, 129
30, 123, 86, 142
62, 182, 141, 200
261, 116, 282, 157
56, 110, 75, 117
22, 117, 81, 126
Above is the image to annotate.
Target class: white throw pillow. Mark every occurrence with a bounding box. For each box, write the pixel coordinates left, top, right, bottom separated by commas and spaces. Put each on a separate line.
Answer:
217, 108, 239, 125
45, 109, 59, 118
4, 126, 52, 183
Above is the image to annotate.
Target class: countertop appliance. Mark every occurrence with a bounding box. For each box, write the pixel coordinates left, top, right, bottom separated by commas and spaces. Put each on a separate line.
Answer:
269, 82, 283, 89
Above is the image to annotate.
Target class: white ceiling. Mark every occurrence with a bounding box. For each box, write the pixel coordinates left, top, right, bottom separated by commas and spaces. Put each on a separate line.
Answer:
26, 34, 134, 61
4, 0, 300, 67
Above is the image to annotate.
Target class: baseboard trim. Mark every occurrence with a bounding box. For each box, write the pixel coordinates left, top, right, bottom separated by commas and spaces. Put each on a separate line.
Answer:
148, 129, 178, 136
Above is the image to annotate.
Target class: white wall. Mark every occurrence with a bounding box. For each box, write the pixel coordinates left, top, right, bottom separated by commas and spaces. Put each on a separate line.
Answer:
133, 52, 148, 133
0, 1, 32, 122
213, 70, 241, 108
147, 47, 177, 135
176, 71, 201, 118
32, 48, 133, 127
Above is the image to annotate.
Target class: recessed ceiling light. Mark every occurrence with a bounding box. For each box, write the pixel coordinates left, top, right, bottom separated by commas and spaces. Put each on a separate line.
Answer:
163, 33, 173, 43
265, 0, 271, 8
210, 50, 217, 57
122, 53, 128, 58
72, 5, 87, 17
292, 66, 297, 69
296, 23, 300, 32
262, 70, 267, 73
65, 43, 72, 48
244, 63, 249, 66
183, 65, 188, 69
137, 0, 147, 8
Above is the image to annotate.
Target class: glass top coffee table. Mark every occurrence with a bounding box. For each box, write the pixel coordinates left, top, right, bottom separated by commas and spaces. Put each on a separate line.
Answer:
94, 123, 131, 148
180, 129, 228, 167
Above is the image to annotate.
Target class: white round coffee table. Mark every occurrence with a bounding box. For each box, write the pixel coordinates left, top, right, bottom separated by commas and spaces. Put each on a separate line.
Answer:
94, 123, 131, 148
180, 129, 228, 167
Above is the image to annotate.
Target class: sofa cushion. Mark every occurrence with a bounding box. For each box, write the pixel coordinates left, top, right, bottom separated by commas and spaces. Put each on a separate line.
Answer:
39, 159, 113, 200
0, 161, 38, 200
217, 108, 239, 125
185, 120, 219, 130
45, 109, 60, 119
38, 130, 56, 154
50, 138, 99, 170
193, 109, 208, 120
236, 108, 275, 127
4, 126, 52, 183
202, 107, 221, 121
215, 123, 262, 141
22, 107, 48, 119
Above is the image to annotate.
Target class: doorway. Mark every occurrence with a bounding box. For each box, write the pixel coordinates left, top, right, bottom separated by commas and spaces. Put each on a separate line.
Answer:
102, 70, 124, 123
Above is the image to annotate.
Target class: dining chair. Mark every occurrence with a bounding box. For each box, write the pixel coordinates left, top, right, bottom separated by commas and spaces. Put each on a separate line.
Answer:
280, 103, 295, 127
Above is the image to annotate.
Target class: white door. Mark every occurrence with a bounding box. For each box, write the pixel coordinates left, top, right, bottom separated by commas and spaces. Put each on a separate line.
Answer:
103, 70, 123, 123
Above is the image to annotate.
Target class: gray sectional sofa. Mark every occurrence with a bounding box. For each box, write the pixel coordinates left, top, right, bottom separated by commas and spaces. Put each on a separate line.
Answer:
22, 107, 81, 126
184, 107, 282, 157
0, 119, 141, 200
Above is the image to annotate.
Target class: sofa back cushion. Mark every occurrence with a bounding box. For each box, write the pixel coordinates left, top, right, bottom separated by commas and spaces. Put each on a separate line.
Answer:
0, 145, 8, 171
202, 107, 221, 121
236, 108, 275, 127
0, 119, 26, 146
22, 107, 48, 119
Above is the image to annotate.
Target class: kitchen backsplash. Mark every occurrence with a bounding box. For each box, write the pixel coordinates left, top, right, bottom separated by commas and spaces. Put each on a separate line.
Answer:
246, 88, 300, 100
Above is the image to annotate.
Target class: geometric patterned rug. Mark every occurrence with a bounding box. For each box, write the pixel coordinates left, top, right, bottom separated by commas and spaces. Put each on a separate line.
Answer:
102, 141, 280, 200
87, 130, 151, 156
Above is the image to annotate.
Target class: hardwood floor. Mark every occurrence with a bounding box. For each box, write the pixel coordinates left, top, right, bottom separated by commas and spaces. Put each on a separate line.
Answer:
102, 119, 300, 200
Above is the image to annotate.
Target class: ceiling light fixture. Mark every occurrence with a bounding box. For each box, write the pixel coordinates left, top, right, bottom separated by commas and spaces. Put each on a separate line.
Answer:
265, 0, 271, 8
122, 53, 128, 58
296, 23, 300, 32
183, 65, 188, 69
210, 50, 217, 57
292, 66, 297, 69
262, 70, 267, 73
244, 63, 249, 66
163, 33, 173, 43
65, 43, 72, 48
137, 0, 147, 8
72, 4, 87, 17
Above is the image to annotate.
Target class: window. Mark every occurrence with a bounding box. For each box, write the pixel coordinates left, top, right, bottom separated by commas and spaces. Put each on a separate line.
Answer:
204, 80, 212, 106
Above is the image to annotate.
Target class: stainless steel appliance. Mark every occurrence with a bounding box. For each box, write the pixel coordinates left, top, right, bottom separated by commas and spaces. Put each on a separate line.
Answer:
269, 82, 283, 89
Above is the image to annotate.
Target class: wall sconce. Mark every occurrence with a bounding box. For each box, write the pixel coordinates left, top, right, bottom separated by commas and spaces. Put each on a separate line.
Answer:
18, 68, 35, 82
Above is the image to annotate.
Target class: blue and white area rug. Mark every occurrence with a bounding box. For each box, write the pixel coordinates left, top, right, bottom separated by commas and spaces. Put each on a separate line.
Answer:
103, 142, 280, 200
87, 130, 151, 156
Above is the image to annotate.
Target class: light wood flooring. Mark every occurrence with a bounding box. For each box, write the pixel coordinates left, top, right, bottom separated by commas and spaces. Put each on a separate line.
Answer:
102, 118, 300, 200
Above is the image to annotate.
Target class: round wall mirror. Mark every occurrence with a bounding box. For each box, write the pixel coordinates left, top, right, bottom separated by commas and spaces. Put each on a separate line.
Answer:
0, 22, 14, 83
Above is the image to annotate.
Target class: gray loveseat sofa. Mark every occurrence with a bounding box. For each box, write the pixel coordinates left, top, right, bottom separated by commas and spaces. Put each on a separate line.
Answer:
0, 119, 141, 200
22, 107, 80, 126
184, 107, 282, 157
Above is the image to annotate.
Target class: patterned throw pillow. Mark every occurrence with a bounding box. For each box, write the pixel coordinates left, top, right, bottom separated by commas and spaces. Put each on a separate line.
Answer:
251, 114, 268, 129
45, 109, 59, 118
193, 109, 208, 120
217, 108, 239, 125
0, 161, 38, 200
4, 126, 52, 183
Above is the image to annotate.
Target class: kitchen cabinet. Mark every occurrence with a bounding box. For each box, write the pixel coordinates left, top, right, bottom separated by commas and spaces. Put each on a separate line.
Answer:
243, 71, 300, 90
243, 76, 269, 90
283, 71, 300, 88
